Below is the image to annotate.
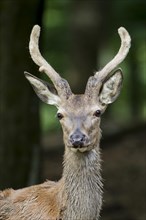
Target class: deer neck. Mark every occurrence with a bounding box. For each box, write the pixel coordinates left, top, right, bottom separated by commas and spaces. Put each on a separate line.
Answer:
62, 144, 103, 220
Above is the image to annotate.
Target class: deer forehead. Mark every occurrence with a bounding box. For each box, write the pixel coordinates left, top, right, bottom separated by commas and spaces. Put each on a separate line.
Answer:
58, 94, 100, 116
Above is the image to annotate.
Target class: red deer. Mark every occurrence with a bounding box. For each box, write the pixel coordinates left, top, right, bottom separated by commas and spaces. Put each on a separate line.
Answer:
0, 25, 131, 220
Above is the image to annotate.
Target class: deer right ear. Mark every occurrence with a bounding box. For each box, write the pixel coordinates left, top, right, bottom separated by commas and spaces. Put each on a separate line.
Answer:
99, 69, 123, 105
24, 72, 61, 107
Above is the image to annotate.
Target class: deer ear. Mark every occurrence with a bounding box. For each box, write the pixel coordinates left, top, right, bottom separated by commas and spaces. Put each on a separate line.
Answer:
99, 69, 123, 105
24, 72, 61, 107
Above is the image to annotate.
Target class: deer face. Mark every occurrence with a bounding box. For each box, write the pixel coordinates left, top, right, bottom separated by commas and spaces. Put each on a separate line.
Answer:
56, 94, 102, 152
24, 25, 130, 153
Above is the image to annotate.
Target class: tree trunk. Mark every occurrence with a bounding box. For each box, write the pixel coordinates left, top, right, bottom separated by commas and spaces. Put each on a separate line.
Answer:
0, 0, 42, 189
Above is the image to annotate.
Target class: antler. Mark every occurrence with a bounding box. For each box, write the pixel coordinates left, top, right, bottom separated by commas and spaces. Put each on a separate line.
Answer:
29, 25, 72, 99
85, 27, 131, 96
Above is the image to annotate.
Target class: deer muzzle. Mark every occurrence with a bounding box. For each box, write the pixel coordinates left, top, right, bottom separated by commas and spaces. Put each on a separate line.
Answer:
69, 129, 89, 152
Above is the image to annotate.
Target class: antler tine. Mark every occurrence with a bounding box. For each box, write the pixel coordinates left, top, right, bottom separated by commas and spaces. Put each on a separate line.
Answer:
95, 27, 131, 81
29, 25, 60, 83
29, 25, 72, 98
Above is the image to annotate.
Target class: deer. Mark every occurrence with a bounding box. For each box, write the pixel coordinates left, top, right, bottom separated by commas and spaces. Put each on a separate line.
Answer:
0, 25, 131, 220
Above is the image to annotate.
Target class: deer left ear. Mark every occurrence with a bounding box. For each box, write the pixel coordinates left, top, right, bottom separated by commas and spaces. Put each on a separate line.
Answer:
99, 69, 123, 105
24, 72, 61, 107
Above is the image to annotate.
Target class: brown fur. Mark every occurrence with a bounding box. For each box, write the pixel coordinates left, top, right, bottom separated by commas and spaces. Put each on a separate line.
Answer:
0, 180, 65, 220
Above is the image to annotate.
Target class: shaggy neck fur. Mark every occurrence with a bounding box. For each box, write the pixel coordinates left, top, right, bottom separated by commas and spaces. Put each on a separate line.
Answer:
62, 144, 103, 220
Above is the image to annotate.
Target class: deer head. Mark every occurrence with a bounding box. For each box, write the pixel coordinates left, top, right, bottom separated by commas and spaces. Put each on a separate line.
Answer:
25, 25, 131, 153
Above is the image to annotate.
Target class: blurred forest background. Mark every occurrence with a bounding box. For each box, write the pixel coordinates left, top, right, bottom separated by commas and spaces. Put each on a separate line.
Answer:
0, 0, 145, 219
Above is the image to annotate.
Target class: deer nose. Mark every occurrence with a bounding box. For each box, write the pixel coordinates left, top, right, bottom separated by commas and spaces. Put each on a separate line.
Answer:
70, 131, 86, 148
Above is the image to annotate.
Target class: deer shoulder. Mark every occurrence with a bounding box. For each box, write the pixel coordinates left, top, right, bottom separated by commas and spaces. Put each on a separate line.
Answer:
0, 179, 66, 220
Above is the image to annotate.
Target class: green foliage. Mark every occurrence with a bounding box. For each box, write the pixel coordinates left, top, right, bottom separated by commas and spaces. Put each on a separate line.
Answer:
42, 0, 70, 74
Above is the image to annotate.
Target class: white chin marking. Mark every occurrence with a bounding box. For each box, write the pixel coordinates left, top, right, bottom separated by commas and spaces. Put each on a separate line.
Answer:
70, 148, 78, 153
78, 147, 88, 153
70, 147, 88, 153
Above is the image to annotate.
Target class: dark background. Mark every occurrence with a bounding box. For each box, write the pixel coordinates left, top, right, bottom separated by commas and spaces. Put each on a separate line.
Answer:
0, 0, 145, 219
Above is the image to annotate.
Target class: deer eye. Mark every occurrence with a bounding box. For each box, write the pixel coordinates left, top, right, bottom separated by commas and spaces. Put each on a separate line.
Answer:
57, 112, 64, 120
93, 110, 101, 117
